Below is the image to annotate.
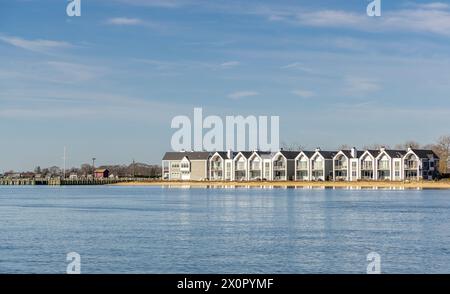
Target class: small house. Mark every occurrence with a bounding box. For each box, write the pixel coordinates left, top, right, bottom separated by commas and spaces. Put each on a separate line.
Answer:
94, 169, 109, 179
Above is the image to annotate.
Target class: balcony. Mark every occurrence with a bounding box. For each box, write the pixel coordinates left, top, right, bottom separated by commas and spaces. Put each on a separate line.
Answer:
180, 165, 190, 171
311, 165, 323, 171
235, 164, 246, 171
210, 164, 222, 171
405, 162, 418, 170
296, 164, 308, 170
378, 164, 390, 170
273, 164, 285, 171
334, 164, 348, 170
249, 164, 261, 170
361, 164, 373, 170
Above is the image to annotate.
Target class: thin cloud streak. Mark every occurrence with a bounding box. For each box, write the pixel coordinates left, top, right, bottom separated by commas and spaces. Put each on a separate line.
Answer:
0, 35, 72, 53
291, 90, 315, 98
266, 6, 450, 36
227, 91, 259, 100
106, 17, 146, 25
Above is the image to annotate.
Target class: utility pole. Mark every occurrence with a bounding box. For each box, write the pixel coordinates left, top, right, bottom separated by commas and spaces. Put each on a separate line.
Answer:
92, 157, 96, 178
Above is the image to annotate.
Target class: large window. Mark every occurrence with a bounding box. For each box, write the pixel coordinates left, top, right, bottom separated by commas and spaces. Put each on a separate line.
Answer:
264, 162, 270, 179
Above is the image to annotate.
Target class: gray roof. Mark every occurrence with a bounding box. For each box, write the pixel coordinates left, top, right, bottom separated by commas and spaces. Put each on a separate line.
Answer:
316, 151, 337, 159
384, 150, 407, 158
280, 151, 301, 159
300, 151, 316, 158
340, 150, 352, 158
252, 151, 274, 159
162, 151, 211, 161
364, 150, 380, 157
212, 151, 230, 159
237, 151, 253, 159
411, 149, 439, 159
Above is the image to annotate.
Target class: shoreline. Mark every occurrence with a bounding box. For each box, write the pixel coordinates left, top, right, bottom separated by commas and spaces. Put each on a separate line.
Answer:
114, 180, 450, 189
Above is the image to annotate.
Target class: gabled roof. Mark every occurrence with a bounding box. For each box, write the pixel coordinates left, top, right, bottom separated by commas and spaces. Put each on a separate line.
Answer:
240, 151, 254, 158
234, 151, 253, 160
384, 150, 407, 158
279, 150, 300, 160
410, 149, 439, 159
356, 151, 365, 157
303, 151, 316, 158
163, 151, 211, 160
315, 150, 336, 159
338, 150, 352, 159
250, 151, 274, 160
260, 151, 276, 159
296, 151, 315, 159
211, 151, 230, 160
361, 150, 380, 158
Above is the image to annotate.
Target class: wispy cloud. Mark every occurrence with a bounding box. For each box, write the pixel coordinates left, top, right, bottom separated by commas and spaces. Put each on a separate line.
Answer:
281, 62, 303, 69
104, 17, 167, 31
132, 58, 240, 73
113, 0, 189, 8
0, 35, 72, 53
106, 17, 146, 25
344, 77, 381, 96
0, 59, 107, 84
412, 2, 449, 10
45, 61, 106, 82
228, 91, 259, 100
291, 89, 315, 98
255, 3, 450, 37
219, 61, 240, 69
281, 62, 313, 72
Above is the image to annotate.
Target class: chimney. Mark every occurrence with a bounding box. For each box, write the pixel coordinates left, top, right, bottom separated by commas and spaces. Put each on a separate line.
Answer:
315, 147, 321, 152
351, 147, 357, 158
380, 146, 386, 152
227, 149, 232, 159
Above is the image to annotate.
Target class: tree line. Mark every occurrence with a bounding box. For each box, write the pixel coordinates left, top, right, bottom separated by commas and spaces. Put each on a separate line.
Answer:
3, 162, 162, 179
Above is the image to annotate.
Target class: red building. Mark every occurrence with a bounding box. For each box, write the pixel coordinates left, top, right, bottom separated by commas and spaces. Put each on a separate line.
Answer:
94, 169, 109, 179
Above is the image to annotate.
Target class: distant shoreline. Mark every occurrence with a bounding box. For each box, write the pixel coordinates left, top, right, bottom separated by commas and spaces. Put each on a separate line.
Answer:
114, 180, 450, 189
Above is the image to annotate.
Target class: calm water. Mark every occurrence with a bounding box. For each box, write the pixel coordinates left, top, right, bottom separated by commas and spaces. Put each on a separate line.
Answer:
0, 186, 449, 273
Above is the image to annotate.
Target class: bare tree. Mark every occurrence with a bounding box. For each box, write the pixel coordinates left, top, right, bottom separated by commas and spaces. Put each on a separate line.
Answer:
280, 141, 304, 151
80, 164, 93, 177
394, 140, 421, 150
338, 144, 351, 150
34, 166, 41, 174
433, 135, 450, 174
363, 143, 389, 150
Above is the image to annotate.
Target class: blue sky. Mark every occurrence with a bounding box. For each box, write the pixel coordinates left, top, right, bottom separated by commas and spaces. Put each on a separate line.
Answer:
1, 0, 450, 171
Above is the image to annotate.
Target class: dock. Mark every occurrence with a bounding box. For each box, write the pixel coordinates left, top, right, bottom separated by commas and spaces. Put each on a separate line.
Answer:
0, 178, 133, 186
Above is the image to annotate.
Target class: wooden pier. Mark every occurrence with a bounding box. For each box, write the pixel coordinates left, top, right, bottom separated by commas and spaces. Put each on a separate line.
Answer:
0, 178, 133, 186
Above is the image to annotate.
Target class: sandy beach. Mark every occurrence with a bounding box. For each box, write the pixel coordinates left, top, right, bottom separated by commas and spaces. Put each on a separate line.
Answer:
114, 180, 450, 189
